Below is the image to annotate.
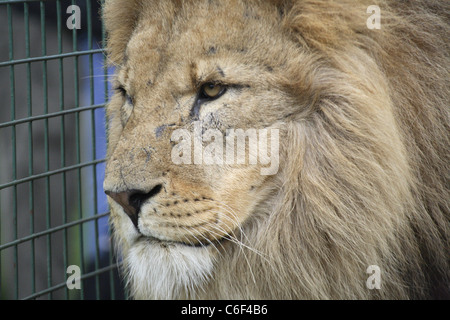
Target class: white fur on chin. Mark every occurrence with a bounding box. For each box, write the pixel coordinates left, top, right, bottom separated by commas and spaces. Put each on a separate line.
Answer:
124, 239, 215, 299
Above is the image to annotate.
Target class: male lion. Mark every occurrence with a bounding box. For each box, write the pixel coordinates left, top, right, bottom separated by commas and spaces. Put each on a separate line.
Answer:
103, 0, 449, 299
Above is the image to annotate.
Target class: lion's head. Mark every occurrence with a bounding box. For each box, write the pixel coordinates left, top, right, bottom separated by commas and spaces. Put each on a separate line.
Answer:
103, 0, 449, 299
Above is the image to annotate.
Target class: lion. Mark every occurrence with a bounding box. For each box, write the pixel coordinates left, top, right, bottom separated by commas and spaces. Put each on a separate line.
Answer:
102, 0, 449, 299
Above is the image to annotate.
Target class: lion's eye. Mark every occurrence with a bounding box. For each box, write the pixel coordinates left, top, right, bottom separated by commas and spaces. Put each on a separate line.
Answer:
116, 86, 134, 106
200, 83, 226, 100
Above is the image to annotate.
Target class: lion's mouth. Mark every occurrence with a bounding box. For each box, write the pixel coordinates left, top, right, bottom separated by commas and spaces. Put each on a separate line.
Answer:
136, 234, 225, 248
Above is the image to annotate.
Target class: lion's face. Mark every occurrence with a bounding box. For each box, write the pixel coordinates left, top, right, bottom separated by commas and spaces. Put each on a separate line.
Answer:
103, 1, 302, 295
104, 4, 304, 245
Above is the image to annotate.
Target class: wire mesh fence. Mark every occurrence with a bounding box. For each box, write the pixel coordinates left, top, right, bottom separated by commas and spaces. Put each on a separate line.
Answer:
0, 0, 124, 299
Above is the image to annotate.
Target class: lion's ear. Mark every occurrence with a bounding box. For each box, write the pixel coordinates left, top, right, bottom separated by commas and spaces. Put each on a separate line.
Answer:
103, 0, 143, 65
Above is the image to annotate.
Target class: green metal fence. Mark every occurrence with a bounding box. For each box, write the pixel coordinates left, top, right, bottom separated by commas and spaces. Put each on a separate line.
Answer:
0, 0, 124, 299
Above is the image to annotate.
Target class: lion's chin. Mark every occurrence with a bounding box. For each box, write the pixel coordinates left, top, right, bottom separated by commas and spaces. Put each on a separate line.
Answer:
123, 236, 215, 300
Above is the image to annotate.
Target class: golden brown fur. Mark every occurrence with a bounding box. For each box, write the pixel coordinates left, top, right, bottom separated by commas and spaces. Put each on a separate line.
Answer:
103, 0, 449, 299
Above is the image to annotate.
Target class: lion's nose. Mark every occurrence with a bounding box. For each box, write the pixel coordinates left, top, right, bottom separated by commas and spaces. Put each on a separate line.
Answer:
105, 184, 163, 228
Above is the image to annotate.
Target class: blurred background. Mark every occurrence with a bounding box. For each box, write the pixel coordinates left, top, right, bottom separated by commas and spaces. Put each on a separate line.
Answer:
0, 0, 125, 299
